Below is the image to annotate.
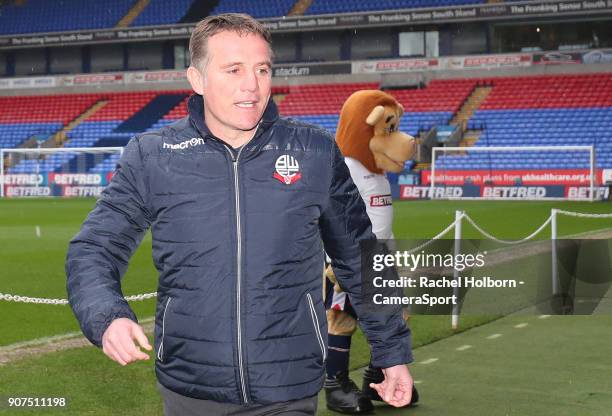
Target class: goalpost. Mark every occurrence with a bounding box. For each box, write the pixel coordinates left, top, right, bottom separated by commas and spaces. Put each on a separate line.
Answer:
430, 145, 599, 201
0, 147, 124, 198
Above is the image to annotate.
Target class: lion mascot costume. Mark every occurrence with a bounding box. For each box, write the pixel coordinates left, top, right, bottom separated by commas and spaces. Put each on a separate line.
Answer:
323, 90, 419, 414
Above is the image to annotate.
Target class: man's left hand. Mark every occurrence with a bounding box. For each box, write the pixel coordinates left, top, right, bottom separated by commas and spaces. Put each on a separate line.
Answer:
368, 364, 413, 407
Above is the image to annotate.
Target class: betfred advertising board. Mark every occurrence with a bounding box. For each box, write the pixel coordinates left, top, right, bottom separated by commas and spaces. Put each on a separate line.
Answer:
2, 172, 112, 198
422, 169, 603, 186
399, 185, 609, 200
445, 54, 531, 70
353, 58, 439, 74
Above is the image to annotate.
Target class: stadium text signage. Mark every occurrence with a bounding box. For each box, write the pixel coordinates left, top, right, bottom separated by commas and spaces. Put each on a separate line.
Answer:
262, 0, 612, 32
273, 63, 352, 77
2, 48, 610, 91
2, 173, 111, 198
0, 76, 56, 89
1, 0, 611, 49
353, 48, 612, 74
421, 169, 603, 186
0, 27, 194, 49
125, 70, 187, 84
399, 185, 610, 200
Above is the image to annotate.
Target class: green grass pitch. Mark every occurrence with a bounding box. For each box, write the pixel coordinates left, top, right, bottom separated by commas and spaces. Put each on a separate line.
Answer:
0, 198, 610, 415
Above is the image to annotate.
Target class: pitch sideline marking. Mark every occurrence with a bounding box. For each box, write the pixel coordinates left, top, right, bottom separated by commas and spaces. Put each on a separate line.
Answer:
0, 317, 155, 352
0, 331, 84, 352
456, 345, 472, 351
421, 358, 439, 365
487, 333, 503, 340
514, 323, 528, 328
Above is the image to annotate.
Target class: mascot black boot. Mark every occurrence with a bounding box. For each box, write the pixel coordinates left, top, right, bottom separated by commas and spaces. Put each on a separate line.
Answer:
325, 370, 374, 414
324, 334, 373, 414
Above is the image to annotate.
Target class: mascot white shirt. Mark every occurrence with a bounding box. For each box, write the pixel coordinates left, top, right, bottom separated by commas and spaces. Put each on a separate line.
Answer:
344, 157, 394, 240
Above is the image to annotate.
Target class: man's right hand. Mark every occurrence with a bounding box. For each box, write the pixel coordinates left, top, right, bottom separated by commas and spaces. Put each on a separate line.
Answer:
102, 318, 152, 366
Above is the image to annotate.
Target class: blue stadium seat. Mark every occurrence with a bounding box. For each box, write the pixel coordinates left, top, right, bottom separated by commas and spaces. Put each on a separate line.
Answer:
445, 106, 612, 169
130, 0, 194, 27
212, 0, 295, 18
0, 0, 133, 35
305, 0, 485, 15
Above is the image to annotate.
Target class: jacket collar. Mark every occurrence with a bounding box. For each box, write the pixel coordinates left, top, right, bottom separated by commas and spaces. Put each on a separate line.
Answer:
187, 93, 279, 147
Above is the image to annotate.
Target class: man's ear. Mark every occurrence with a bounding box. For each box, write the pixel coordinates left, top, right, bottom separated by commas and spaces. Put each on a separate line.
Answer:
366, 105, 385, 126
187, 66, 205, 95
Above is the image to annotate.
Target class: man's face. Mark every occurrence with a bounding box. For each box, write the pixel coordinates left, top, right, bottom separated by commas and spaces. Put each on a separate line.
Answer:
188, 31, 272, 142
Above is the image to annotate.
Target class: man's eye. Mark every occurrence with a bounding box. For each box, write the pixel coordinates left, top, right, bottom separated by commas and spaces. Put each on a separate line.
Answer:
258, 68, 270, 75
228, 68, 239, 74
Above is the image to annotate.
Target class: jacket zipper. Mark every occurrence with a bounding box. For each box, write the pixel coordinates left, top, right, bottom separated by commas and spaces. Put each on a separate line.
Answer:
225, 145, 249, 405
306, 293, 327, 361
157, 297, 172, 362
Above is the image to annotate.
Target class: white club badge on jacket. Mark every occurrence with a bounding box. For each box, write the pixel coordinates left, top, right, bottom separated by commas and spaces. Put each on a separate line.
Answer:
273, 154, 301, 185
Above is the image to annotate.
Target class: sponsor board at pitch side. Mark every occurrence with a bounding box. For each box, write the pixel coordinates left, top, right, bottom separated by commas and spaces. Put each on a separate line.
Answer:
399, 185, 609, 200
421, 169, 604, 186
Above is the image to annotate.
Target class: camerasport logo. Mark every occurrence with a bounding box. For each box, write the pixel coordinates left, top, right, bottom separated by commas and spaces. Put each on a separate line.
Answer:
273, 155, 301, 185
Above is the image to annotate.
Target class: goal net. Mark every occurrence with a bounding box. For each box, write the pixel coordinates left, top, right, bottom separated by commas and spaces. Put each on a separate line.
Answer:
428, 145, 605, 201
1, 147, 123, 198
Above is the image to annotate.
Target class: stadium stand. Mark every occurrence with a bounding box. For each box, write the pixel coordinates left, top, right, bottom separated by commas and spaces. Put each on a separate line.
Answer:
305, 0, 485, 15
129, 0, 195, 27
0, 0, 513, 35
151, 81, 467, 138
210, 0, 296, 19
0, 0, 134, 35
441, 73, 612, 169
271, 80, 474, 137
2, 73, 612, 174
0, 0, 226, 33
0, 122, 63, 149
3, 91, 187, 173
0, 94, 99, 124
211, 0, 488, 19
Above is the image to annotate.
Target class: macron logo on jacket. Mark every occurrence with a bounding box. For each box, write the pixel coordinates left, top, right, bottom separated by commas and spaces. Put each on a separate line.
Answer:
163, 137, 205, 150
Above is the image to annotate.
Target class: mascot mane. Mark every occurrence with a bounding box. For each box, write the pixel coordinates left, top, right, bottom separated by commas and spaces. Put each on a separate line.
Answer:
335, 90, 400, 174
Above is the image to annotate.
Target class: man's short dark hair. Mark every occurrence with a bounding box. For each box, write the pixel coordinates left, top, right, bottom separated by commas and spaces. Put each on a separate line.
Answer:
189, 13, 273, 71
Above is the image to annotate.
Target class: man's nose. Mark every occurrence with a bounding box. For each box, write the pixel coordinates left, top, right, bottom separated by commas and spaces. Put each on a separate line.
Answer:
240, 70, 259, 92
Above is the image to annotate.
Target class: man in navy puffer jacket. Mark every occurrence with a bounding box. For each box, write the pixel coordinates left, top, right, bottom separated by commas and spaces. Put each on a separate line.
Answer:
66, 13, 414, 415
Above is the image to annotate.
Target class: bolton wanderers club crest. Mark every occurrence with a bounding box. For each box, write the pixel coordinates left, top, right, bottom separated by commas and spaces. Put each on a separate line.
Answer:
273, 155, 301, 185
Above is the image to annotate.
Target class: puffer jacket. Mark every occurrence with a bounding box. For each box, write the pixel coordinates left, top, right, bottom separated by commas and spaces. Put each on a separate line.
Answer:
66, 94, 412, 406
